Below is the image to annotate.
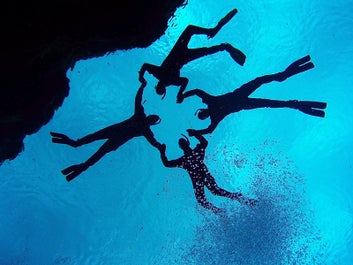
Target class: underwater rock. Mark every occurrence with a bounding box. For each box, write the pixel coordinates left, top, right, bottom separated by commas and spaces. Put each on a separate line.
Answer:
0, 0, 186, 164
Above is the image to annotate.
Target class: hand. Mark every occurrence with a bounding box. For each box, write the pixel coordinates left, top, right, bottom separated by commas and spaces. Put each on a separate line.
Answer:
207, 29, 217, 39
139, 76, 146, 85
176, 94, 184, 104
158, 144, 166, 152
187, 129, 196, 136
138, 71, 146, 84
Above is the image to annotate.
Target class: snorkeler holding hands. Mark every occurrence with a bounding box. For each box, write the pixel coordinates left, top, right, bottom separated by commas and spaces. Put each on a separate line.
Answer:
158, 129, 257, 214
50, 81, 162, 182
183, 55, 327, 135
139, 8, 246, 103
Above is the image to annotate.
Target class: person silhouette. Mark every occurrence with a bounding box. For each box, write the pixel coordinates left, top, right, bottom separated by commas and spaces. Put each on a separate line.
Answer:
158, 130, 257, 214
182, 55, 327, 135
139, 8, 246, 103
50, 81, 162, 182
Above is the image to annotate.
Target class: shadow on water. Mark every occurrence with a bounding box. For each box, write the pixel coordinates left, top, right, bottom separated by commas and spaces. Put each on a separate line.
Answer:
178, 142, 329, 264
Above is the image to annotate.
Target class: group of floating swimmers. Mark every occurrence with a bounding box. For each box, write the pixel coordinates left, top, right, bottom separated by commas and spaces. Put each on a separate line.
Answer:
51, 8, 326, 214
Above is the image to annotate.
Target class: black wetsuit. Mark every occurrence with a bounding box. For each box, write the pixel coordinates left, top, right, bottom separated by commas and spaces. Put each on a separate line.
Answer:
184, 55, 326, 135
51, 82, 161, 181
139, 8, 245, 101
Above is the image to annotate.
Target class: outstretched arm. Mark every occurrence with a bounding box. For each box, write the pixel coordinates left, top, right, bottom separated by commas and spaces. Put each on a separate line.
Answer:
158, 144, 182, 168
188, 129, 208, 148
134, 82, 147, 115
183, 88, 212, 102
188, 116, 219, 136
175, 77, 189, 103
139, 63, 161, 83
144, 129, 162, 149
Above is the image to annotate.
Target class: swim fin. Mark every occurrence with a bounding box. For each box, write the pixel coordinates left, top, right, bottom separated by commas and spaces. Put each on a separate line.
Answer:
229, 46, 246, 66
299, 101, 327, 109
299, 107, 326, 118
209, 8, 238, 39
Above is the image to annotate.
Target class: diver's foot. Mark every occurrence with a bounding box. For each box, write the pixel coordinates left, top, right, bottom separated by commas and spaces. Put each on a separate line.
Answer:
50, 132, 78, 147
208, 8, 238, 39
61, 163, 86, 182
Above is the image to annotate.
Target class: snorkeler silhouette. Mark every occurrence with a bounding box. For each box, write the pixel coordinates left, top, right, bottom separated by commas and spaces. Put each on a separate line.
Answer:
182, 55, 327, 135
139, 8, 246, 103
158, 130, 257, 214
50, 81, 162, 182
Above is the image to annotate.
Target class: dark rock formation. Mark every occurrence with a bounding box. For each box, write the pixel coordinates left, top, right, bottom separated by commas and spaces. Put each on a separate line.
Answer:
0, 0, 186, 164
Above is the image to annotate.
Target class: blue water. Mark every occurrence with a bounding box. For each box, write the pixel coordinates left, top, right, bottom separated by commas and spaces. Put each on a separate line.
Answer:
1, 0, 353, 264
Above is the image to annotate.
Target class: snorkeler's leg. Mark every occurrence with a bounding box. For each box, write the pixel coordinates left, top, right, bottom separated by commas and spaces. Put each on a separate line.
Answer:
50, 124, 117, 148
172, 25, 214, 52
235, 56, 314, 97
242, 99, 326, 118
192, 180, 225, 215
205, 175, 258, 207
234, 72, 290, 98
187, 43, 246, 66
62, 139, 118, 181
208, 8, 238, 39
176, 8, 238, 47
174, 77, 189, 103
75, 124, 121, 146
241, 98, 299, 110
177, 8, 237, 44
267, 99, 327, 117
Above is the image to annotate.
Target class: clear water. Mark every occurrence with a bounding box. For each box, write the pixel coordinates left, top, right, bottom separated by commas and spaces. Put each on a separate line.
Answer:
1, 0, 353, 264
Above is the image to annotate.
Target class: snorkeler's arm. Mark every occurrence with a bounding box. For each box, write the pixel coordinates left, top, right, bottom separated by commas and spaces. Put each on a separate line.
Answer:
240, 55, 314, 89
158, 144, 182, 168
196, 135, 208, 149
183, 88, 211, 102
190, 131, 208, 149
144, 129, 162, 149
189, 117, 219, 136
134, 82, 146, 114
175, 77, 189, 103
235, 56, 314, 97
139, 63, 160, 81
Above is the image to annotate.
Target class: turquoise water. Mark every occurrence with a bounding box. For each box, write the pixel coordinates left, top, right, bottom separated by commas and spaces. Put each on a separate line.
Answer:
1, 0, 353, 264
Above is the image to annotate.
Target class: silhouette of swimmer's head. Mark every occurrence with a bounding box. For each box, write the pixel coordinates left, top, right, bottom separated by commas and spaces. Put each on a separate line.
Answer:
146, 115, 161, 125
178, 134, 190, 151
195, 108, 210, 120
155, 82, 167, 99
